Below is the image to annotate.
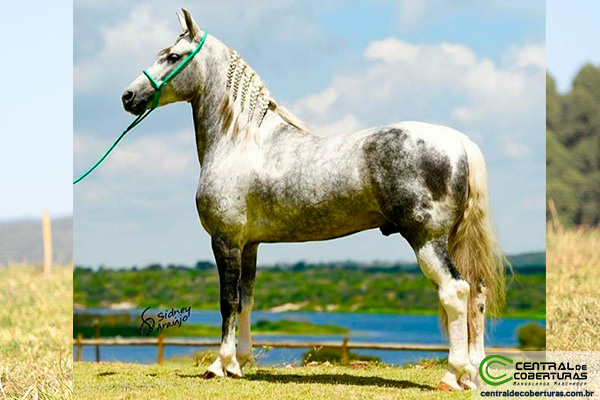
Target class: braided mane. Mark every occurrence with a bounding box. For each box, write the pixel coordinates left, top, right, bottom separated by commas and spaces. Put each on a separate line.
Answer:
218, 49, 308, 142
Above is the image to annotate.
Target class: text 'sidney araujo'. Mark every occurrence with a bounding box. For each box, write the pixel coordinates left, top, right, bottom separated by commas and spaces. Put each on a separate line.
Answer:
139, 306, 191, 336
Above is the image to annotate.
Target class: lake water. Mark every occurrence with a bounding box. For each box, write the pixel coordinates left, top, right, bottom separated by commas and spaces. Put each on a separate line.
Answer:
74, 309, 544, 366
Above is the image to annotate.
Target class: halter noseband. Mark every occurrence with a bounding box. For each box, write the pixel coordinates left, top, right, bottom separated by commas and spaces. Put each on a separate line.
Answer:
142, 30, 208, 109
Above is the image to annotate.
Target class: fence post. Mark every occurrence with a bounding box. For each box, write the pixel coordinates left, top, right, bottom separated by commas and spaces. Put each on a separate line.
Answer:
76, 333, 83, 361
341, 337, 349, 363
94, 319, 100, 362
42, 210, 52, 278
548, 199, 562, 231
157, 335, 165, 365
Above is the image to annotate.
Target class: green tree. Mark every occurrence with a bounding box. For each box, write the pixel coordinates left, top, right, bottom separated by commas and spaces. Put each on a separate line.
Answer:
546, 73, 562, 133
547, 64, 600, 226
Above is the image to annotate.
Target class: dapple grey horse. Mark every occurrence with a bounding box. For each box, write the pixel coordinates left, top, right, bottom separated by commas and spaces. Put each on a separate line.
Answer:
122, 9, 506, 391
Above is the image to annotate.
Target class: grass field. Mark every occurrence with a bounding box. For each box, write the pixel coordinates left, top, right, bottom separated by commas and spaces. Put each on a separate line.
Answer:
74, 361, 469, 400
0, 265, 72, 399
547, 226, 600, 350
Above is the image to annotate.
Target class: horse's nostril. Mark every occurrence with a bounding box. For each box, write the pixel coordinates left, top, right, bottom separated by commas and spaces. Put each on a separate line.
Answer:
122, 90, 135, 102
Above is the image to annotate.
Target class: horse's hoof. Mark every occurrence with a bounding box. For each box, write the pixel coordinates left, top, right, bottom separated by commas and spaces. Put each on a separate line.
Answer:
437, 382, 457, 391
459, 379, 476, 391
225, 362, 243, 379
204, 359, 226, 378
203, 367, 226, 379
226, 370, 243, 379
202, 370, 218, 379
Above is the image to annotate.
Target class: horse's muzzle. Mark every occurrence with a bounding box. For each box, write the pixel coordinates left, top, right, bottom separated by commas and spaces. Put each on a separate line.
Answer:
122, 90, 135, 103
122, 90, 136, 112
122, 90, 147, 115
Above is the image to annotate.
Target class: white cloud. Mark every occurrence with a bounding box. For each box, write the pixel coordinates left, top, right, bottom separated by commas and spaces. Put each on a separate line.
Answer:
364, 37, 420, 64
365, 38, 477, 67
108, 132, 195, 175
74, 8, 179, 93
312, 114, 364, 137
74, 129, 199, 216
396, 0, 449, 30
507, 43, 546, 70
73, 133, 96, 156
73, 0, 334, 95
75, 130, 196, 176
504, 140, 531, 160
292, 37, 544, 160
293, 87, 339, 117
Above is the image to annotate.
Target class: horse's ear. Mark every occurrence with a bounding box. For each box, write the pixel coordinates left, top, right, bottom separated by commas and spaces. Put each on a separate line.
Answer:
182, 8, 200, 40
176, 12, 187, 33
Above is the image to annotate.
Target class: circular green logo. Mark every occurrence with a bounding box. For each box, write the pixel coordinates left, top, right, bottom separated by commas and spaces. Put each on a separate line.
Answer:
479, 355, 514, 386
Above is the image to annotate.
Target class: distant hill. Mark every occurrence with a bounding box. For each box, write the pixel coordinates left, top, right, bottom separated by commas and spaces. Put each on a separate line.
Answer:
263, 251, 545, 274
78, 251, 545, 275
0, 216, 72, 265
507, 252, 546, 274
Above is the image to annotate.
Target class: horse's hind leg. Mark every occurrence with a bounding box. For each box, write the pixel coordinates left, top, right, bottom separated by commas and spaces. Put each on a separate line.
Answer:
237, 243, 258, 368
204, 235, 243, 379
469, 284, 487, 374
414, 238, 476, 391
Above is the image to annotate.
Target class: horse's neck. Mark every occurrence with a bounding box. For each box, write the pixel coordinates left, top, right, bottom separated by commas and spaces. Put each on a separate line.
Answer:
190, 39, 229, 165
191, 76, 223, 165
191, 44, 307, 166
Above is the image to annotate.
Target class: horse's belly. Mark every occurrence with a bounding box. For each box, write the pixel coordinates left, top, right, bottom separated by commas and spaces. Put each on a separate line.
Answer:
250, 205, 386, 243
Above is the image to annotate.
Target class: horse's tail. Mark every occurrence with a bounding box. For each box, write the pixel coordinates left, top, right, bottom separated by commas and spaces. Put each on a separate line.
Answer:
444, 136, 509, 343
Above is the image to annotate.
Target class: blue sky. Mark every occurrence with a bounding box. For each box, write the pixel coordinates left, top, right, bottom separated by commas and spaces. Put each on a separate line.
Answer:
0, 1, 72, 220
547, 0, 600, 92
74, 0, 545, 267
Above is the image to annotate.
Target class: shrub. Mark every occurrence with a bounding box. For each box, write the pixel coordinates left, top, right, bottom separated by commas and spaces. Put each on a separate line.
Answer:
302, 347, 380, 364
517, 323, 546, 349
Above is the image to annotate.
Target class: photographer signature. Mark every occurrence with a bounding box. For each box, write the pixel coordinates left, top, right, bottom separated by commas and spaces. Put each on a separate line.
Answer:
139, 306, 191, 336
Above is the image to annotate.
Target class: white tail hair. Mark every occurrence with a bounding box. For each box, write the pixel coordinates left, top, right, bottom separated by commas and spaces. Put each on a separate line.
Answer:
442, 137, 509, 343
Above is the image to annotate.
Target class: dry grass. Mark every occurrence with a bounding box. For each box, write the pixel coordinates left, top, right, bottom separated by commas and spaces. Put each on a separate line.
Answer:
0, 265, 72, 399
547, 225, 600, 350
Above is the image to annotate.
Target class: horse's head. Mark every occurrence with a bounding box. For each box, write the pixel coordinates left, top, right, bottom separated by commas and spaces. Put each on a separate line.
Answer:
122, 9, 207, 115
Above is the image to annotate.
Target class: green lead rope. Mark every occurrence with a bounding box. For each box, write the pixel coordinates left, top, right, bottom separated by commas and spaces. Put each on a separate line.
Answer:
72, 108, 155, 185
73, 31, 208, 185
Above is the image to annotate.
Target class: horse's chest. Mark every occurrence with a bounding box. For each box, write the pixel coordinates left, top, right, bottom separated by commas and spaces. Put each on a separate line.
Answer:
196, 171, 250, 232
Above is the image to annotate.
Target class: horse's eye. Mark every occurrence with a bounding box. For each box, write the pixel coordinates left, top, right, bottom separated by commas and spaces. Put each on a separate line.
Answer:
167, 53, 181, 62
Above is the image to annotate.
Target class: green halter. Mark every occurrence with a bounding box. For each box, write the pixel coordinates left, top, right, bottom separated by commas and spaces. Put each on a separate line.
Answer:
143, 30, 208, 109
73, 31, 208, 185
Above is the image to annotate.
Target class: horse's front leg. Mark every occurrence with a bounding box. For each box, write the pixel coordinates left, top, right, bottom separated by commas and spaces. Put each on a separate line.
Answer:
237, 243, 258, 368
204, 235, 243, 379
